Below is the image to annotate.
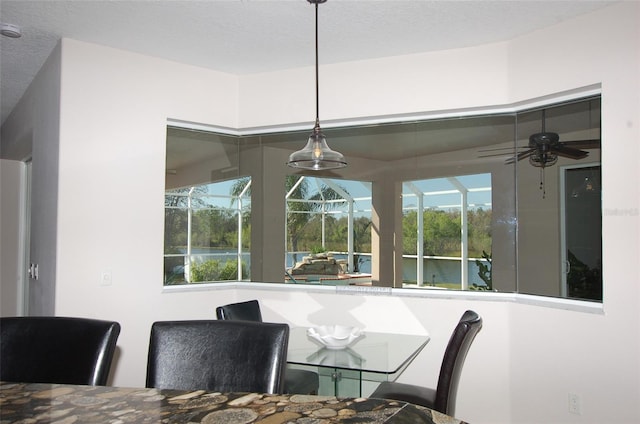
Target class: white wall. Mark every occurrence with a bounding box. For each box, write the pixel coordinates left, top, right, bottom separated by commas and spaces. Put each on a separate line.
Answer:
1, 2, 638, 424
54, 40, 240, 386
507, 6, 640, 423
239, 42, 510, 128
0, 159, 26, 316
1, 43, 61, 316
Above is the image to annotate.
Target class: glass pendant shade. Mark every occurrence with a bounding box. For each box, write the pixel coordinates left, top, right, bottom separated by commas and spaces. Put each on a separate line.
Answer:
288, 125, 347, 170
287, 0, 347, 171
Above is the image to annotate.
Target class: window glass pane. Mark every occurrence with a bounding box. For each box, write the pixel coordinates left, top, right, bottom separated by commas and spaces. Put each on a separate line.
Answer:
165, 94, 600, 301
516, 98, 601, 300
164, 196, 188, 254
164, 178, 251, 284
286, 177, 372, 285
402, 174, 492, 290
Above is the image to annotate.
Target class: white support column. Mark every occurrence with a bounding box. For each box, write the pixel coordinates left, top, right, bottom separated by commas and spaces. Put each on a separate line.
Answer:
237, 196, 243, 280
185, 187, 194, 283
405, 182, 424, 286
460, 190, 469, 290
448, 177, 468, 290
347, 198, 354, 272
237, 180, 251, 280
322, 179, 354, 272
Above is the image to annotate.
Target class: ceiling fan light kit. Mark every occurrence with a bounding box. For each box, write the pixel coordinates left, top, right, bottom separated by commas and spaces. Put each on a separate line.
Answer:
287, 0, 347, 171
527, 132, 560, 168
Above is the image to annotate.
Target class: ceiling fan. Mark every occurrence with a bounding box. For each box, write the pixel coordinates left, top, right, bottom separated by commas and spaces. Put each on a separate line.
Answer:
506, 111, 600, 168
480, 108, 600, 198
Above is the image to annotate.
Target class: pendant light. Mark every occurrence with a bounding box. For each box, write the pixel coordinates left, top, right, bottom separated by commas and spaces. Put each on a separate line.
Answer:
287, 0, 347, 171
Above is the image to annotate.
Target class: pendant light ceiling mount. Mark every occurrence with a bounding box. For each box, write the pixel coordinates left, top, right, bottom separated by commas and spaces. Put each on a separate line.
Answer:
287, 0, 347, 171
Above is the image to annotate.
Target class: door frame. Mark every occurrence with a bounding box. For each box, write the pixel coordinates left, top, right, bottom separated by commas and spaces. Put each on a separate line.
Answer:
559, 162, 601, 298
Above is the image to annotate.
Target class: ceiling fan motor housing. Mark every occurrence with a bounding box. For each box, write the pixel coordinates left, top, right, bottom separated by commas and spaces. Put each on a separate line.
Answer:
529, 132, 560, 147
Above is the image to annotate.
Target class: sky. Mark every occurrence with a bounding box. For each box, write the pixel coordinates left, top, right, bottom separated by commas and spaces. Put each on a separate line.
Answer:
169, 173, 492, 213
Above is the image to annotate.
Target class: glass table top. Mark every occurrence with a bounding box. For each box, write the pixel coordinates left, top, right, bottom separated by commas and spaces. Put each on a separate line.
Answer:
287, 327, 430, 374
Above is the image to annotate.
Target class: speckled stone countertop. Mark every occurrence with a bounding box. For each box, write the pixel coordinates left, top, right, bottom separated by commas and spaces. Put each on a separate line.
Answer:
0, 382, 467, 423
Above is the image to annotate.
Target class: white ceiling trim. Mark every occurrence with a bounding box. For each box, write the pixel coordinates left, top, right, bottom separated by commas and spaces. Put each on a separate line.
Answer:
167, 83, 602, 136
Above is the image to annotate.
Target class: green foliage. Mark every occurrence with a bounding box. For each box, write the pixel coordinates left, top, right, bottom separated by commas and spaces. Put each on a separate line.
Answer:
471, 250, 492, 291
310, 245, 328, 254
353, 219, 372, 252
166, 177, 493, 284
219, 260, 248, 280
566, 250, 602, 301
291, 215, 372, 253
402, 208, 492, 257
191, 259, 248, 282
191, 259, 222, 282
191, 209, 237, 248
164, 182, 250, 253
286, 176, 349, 255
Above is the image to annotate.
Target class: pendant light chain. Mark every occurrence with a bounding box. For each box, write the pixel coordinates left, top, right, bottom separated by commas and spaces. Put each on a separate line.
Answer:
314, 1, 320, 128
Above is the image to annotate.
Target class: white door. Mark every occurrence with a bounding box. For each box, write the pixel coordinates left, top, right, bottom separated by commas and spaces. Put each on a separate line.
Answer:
0, 159, 31, 315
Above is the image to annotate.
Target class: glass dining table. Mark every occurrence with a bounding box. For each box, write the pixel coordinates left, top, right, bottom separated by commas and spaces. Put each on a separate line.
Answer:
287, 327, 430, 397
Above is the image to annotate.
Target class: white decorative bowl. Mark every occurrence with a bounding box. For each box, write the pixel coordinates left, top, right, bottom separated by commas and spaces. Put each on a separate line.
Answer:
307, 325, 364, 349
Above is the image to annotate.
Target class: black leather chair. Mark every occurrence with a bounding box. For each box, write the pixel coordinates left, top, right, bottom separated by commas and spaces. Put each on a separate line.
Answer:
216, 300, 320, 395
146, 320, 289, 394
216, 299, 263, 321
0, 316, 121, 386
370, 310, 482, 417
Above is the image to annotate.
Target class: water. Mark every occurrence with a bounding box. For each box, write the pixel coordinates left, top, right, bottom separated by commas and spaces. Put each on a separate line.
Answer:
286, 252, 488, 286
175, 249, 488, 286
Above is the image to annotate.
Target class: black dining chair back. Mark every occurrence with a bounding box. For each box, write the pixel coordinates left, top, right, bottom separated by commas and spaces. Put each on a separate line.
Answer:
215, 299, 262, 321
370, 310, 482, 417
0, 316, 121, 386
216, 300, 320, 395
146, 320, 289, 394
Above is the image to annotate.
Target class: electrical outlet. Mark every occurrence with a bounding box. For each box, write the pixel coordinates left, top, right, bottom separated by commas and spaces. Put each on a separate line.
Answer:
568, 393, 581, 415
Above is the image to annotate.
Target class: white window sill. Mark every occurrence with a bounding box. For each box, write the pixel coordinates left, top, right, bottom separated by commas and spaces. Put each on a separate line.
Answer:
162, 281, 604, 314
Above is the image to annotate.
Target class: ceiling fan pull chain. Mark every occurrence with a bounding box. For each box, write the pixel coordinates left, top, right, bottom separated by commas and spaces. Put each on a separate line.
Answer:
540, 167, 546, 199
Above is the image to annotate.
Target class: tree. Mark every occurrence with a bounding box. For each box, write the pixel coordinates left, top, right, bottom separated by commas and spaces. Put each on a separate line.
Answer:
232, 176, 350, 261
402, 208, 492, 257
164, 186, 209, 284
473, 250, 492, 290
164, 186, 208, 251
352, 218, 372, 272
402, 210, 419, 254
285, 176, 348, 262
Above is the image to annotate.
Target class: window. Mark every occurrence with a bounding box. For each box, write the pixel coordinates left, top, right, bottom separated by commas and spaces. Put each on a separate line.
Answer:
285, 176, 372, 285
401, 174, 492, 290
165, 95, 601, 301
164, 178, 251, 284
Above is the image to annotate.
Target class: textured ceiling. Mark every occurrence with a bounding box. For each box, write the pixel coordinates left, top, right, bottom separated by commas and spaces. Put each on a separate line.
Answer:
0, 0, 615, 126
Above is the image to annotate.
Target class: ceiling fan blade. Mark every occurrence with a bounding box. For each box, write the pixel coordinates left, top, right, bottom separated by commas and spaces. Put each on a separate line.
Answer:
559, 139, 601, 149
478, 152, 515, 158
478, 146, 523, 153
554, 145, 589, 159
505, 148, 535, 164
478, 145, 528, 159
